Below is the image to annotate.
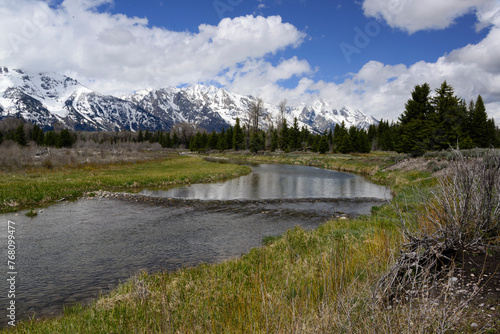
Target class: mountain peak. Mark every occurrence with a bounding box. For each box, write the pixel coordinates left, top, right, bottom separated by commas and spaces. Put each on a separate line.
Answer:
1, 68, 378, 132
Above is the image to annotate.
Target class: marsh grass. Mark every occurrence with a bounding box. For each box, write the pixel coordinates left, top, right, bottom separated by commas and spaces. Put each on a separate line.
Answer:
2, 152, 486, 333
0, 155, 250, 213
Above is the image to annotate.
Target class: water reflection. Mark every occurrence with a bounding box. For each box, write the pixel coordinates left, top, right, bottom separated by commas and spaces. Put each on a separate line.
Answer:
0, 163, 390, 326
141, 164, 390, 200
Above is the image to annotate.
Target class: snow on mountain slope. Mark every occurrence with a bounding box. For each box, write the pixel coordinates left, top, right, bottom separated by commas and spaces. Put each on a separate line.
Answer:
126, 84, 378, 133
0, 67, 378, 132
0, 67, 168, 131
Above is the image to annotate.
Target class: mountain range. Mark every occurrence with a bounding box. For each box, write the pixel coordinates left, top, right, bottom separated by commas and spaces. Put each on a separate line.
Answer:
0, 67, 378, 133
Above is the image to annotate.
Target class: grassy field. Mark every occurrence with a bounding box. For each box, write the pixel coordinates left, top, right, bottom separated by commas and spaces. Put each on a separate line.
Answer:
0, 154, 251, 213
2, 151, 495, 333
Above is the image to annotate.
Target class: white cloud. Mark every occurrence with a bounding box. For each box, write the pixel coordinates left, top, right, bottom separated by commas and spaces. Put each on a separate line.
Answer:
362, 0, 497, 34
0, 0, 499, 124
341, 0, 500, 122
0, 0, 306, 95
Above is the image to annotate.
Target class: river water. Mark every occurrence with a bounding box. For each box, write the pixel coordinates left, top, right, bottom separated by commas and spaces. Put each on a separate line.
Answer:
0, 162, 390, 326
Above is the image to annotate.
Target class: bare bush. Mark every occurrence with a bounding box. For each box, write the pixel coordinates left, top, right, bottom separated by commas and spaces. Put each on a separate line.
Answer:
0, 140, 167, 171
377, 149, 500, 304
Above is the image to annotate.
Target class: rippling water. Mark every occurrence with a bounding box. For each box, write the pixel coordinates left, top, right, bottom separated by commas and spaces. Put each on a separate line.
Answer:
0, 163, 390, 326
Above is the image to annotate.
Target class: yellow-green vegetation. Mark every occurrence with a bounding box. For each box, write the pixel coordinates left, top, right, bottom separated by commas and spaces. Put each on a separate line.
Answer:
0, 154, 251, 213
3, 152, 459, 334
7, 215, 401, 333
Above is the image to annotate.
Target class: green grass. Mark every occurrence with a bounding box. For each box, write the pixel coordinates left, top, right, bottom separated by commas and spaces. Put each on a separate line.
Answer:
0, 154, 251, 213
3, 152, 474, 333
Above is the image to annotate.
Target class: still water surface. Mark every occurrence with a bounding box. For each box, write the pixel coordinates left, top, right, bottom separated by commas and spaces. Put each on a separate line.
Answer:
0, 162, 390, 325
141, 163, 389, 200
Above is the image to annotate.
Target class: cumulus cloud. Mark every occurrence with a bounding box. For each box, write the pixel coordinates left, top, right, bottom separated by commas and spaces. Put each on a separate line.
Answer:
0, 0, 306, 94
0, 0, 499, 123
345, 0, 500, 122
362, 0, 497, 34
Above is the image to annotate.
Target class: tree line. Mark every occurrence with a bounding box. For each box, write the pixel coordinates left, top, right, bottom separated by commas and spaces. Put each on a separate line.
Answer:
371, 81, 499, 154
0, 119, 76, 148
1, 81, 498, 154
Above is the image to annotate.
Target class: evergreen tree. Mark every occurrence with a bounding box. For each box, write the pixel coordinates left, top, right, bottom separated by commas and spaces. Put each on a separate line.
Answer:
279, 119, 289, 151
137, 130, 144, 143
233, 118, 245, 150
217, 128, 227, 151
44, 131, 57, 147
289, 117, 301, 150
225, 126, 234, 150
14, 124, 27, 146
470, 95, 489, 147
399, 83, 433, 154
300, 126, 310, 150
485, 119, 497, 147
356, 128, 371, 153
172, 132, 179, 148
249, 132, 263, 153
270, 129, 279, 151
207, 131, 219, 150
431, 81, 462, 149
334, 122, 350, 153
318, 135, 330, 154
58, 129, 75, 148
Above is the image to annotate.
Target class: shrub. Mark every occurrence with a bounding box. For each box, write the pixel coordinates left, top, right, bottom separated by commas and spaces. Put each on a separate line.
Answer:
378, 149, 500, 302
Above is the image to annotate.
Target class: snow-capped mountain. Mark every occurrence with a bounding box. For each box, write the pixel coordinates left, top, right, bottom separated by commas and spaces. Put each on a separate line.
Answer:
0, 67, 167, 131
0, 67, 378, 132
125, 84, 378, 133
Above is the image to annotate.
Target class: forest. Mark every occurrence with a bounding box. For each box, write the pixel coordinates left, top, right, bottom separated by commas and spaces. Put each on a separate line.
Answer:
0, 81, 499, 154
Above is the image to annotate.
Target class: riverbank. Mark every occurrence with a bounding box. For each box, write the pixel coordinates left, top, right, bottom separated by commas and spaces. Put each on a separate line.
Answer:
2, 151, 498, 333
0, 154, 251, 214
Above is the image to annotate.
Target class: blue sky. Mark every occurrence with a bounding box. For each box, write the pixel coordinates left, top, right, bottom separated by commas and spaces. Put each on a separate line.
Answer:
1, 0, 499, 122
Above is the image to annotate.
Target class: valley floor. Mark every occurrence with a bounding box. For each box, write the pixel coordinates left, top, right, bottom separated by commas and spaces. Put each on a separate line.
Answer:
1, 150, 499, 333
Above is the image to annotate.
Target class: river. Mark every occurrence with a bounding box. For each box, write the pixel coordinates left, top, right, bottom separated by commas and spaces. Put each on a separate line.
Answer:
0, 161, 390, 326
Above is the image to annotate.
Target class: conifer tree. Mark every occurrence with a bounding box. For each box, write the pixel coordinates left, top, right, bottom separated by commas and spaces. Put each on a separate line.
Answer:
399, 83, 433, 154
217, 128, 227, 151
233, 118, 245, 150
431, 81, 462, 149
270, 129, 279, 151
289, 117, 301, 150
470, 95, 489, 147
207, 131, 218, 150
279, 119, 289, 151
225, 126, 233, 150
58, 129, 75, 148
318, 135, 330, 154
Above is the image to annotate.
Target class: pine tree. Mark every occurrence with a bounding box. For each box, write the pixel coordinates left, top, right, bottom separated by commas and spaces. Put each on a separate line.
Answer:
399, 83, 433, 154
270, 129, 279, 151
318, 135, 330, 154
225, 126, 234, 150
58, 129, 75, 148
14, 124, 27, 146
431, 81, 462, 149
44, 131, 57, 147
470, 95, 489, 147
279, 119, 289, 151
217, 128, 227, 151
207, 131, 218, 150
249, 132, 263, 153
233, 118, 245, 150
289, 117, 301, 150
